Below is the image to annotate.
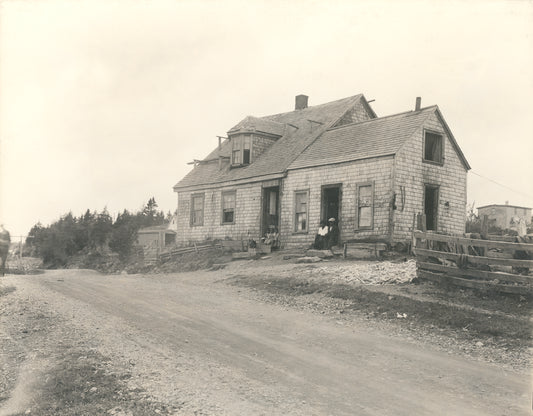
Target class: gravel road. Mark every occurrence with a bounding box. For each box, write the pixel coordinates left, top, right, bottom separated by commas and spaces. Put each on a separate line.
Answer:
0, 268, 530, 415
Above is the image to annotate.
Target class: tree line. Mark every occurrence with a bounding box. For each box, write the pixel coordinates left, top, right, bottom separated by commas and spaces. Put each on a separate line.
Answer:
26, 197, 170, 267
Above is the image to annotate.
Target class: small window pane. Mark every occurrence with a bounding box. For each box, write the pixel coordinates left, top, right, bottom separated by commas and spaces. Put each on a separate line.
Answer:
243, 149, 250, 164
223, 193, 235, 208
223, 211, 234, 223
358, 186, 372, 205
358, 206, 372, 228
296, 213, 307, 231
232, 150, 241, 164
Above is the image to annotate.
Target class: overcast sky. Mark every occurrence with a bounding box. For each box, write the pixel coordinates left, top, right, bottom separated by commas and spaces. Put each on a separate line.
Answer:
1, 0, 532, 237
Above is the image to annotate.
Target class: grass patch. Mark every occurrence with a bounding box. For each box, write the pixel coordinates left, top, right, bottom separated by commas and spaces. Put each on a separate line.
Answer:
18, 350, 179, 416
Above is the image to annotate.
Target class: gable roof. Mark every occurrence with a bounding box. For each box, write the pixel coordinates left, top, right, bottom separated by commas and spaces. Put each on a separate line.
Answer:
290, 107, 434, 169
174, 95, 368, 190
289, 105, 471, 171
228, 116, 286, 137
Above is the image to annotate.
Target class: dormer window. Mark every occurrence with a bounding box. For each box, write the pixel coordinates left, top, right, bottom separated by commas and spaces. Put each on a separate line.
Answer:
232, 134, 251, 165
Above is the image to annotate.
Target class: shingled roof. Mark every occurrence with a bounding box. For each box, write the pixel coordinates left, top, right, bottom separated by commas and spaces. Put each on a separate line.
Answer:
289, 107, 433, 169
289, 105, 470, 171
174, 95, 368, 190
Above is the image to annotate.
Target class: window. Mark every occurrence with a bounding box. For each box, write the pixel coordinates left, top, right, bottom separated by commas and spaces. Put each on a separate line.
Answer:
424, 131, 444, 164
231, 134, 252, 165
222, 191, 236, 224
190, 194, 204, 226
294, 191, 308, 232
356, 183, 374, 230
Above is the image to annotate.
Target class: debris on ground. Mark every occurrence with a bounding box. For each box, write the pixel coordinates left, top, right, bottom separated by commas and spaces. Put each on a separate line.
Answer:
295, 257, 323, 264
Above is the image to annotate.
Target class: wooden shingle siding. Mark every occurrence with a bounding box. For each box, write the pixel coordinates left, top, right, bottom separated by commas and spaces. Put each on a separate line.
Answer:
281, 157, 394, 248
176, 184, 262, 245
392, 112, 467, 241
332, 98, 375, 127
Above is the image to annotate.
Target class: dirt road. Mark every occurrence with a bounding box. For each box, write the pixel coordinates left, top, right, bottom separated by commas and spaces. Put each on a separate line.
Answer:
0, 268, 530, 415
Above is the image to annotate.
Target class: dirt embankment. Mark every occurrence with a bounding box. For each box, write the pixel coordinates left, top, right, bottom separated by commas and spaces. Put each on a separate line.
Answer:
223, 256, 532, 372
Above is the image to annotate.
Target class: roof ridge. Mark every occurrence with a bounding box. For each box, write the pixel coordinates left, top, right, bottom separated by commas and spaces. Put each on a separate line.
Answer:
326, 105, 438, 132
261, 94, 362, 120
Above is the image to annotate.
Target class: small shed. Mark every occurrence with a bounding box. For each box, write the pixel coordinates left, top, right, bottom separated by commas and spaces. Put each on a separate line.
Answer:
137, 225, 176, 252
477, 203, 532, 234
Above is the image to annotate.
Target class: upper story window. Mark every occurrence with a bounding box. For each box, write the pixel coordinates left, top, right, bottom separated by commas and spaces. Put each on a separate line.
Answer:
232, 134, 251, 165
423, 131, 444, 164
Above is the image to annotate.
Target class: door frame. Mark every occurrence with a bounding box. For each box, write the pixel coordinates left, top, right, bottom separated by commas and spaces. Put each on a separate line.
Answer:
423, 184, 440, 231
260, 185, 280, 236
321, 183, 342, 222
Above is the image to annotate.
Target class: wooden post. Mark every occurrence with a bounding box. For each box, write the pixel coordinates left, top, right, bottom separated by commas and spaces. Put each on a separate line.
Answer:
410, 213, 417, 255
343, 243, 347, 258
481, 215, 489, 240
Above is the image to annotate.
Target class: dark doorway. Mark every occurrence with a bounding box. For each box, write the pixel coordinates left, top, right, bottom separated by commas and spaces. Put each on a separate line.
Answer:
261, 186, 280, 235
321, 184, 341, 223
424, 185, 439, 231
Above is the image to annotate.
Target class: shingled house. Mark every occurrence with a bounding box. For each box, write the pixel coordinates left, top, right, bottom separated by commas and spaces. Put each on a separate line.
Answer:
173, 94, 470, 248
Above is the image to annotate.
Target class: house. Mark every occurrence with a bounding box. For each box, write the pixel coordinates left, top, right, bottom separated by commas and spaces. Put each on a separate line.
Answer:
173, 94, 470, 248
477, 203, 532, 232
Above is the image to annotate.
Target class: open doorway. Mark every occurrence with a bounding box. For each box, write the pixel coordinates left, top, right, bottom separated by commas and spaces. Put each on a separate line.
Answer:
424, 185, 439, 231
321, 184, 342, 237
261, 186, 280, 235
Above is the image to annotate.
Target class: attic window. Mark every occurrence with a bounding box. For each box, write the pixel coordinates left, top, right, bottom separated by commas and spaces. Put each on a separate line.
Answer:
232, 134, 251, 165
424, 131, 444, 164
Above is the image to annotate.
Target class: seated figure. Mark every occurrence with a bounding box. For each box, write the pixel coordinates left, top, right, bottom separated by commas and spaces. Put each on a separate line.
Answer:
313, 221, 329, 250
327, 217, 340, 248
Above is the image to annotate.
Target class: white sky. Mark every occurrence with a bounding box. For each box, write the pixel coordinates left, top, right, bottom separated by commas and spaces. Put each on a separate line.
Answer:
1, 0, 532, 237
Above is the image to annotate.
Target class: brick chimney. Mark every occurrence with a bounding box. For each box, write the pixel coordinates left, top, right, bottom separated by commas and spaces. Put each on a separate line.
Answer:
295, 94, 308, 110
415, 97, 421, 111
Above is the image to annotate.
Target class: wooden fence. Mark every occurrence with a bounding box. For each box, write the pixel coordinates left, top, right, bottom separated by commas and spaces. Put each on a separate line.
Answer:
413, 230, 533, 295
158, 243, 222, 263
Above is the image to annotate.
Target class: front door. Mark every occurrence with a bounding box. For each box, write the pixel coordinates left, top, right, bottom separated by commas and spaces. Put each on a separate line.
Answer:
261, 186, 280, 235
321, 184, 342, 240
424, 185, 439, 231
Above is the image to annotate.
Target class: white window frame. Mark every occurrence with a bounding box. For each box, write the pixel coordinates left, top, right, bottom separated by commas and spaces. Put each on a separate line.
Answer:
355, 182, 374, 230
190, 193, 205, 227
294, 190, 309, 233
221, 190, 236, 225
